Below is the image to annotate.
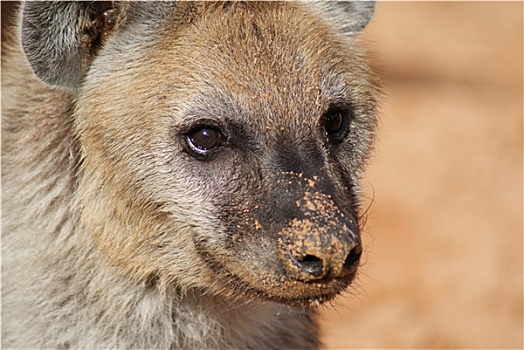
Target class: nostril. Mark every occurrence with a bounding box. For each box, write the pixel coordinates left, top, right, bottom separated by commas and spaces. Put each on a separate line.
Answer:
296, 254, 324, 278
343, 244, 362, 272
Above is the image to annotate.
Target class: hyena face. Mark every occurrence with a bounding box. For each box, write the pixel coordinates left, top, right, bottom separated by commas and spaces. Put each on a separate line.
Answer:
23, 2, 378, 307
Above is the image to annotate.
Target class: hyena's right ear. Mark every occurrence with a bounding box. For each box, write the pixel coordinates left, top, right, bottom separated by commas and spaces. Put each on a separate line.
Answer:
310, 1, 376, 34
21, 1, 122, 89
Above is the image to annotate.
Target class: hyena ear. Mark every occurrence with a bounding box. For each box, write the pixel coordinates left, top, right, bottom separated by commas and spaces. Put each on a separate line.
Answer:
21, 1, 120, 89
311, 1, 376, 34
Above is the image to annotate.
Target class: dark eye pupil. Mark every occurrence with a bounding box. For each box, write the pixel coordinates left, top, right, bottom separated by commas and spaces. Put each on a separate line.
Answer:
190, 128, 221, 151
325, 111, 344, 134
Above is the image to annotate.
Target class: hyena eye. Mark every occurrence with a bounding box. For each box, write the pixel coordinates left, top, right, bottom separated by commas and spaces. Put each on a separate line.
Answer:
324, 107, 351, 142
187, 127, 226, 154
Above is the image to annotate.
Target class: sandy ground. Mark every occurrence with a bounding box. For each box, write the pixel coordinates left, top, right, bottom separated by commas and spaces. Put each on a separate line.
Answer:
319, 2, 523, 349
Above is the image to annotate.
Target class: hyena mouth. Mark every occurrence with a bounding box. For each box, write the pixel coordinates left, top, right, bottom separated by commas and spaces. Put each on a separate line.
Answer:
195, 243, 360, 307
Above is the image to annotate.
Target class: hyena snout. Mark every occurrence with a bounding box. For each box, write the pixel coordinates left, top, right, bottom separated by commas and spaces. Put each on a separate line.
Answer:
279, 205, 362, 283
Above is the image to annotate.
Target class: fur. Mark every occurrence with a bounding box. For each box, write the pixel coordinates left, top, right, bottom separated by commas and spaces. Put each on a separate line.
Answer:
2, 2, 378, 348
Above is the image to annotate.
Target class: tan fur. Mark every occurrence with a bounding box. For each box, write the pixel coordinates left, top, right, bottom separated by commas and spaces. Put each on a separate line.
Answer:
2, 2, 378, 348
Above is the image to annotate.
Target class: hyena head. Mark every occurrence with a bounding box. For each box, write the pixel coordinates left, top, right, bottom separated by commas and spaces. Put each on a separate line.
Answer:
21, 1, 378, 307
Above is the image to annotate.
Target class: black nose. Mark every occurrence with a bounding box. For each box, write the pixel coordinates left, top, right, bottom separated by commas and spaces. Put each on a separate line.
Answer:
290, 242, 363, 278
272, 172, 362, 283
284, 234, 362, 282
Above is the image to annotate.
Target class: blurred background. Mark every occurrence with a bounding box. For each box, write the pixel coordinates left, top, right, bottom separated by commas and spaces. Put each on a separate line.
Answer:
319, 2, 523, 349
2, 2, 522, 349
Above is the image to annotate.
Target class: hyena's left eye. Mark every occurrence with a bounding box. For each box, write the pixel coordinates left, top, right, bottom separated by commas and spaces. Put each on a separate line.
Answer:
187, 127, 226, 154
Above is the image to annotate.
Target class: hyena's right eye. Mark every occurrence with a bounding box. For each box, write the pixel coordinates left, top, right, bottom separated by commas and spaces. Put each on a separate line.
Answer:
323, 106, 352, 143
187, 127, 226, 155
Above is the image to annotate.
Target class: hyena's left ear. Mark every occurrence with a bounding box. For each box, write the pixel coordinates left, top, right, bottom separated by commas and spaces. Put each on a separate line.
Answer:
310, 1, 376, 34
21, 1, 122, 89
